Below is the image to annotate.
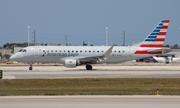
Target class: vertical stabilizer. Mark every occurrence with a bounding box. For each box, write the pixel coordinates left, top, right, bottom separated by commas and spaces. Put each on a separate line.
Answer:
135, 20, 170, 54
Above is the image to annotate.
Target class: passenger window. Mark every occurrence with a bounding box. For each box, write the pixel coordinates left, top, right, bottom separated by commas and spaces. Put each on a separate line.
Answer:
80, 51, 82, 53
51, 50, 53, 52
119, 51, 121, 53
59, 50, 61, 52
97, 51, 99, 53
76, 51, 78, 53
89, 51, 91, 53
55, 50, 57, 52
72, 51, 74, 52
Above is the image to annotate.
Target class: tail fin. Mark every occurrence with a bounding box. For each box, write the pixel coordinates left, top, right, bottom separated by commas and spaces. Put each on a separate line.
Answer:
139, 20, 170, 48
135, 20, 170, 54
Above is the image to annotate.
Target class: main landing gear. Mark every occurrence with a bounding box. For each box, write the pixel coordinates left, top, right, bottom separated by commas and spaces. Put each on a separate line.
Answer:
86, 64, 92, 70
29, 63, 33, 70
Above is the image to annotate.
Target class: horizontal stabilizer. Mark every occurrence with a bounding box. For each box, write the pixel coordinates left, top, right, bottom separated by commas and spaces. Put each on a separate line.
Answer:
147, 47, 172, 54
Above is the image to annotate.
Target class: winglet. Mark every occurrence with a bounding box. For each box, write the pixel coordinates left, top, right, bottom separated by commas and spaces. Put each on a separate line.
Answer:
103, 46, 113, 56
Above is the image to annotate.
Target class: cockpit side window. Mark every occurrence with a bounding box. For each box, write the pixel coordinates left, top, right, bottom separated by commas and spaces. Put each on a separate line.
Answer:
18, 49, 27, 52
18, 49, 23, 52
23, 49, 27, 52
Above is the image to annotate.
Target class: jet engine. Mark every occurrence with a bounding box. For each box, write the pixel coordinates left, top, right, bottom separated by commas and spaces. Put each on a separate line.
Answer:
64, 59, 81, 68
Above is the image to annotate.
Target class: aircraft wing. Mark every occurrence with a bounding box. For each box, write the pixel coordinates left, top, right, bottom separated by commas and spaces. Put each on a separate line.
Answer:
60, 46, 113, 64
77, 55, 108, 63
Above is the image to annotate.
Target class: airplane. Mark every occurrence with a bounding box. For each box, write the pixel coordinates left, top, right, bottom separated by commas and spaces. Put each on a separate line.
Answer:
152, 56, 180, 64
10, 20, 171, 70
156, 52, 175, 57
143, 52, 175, 63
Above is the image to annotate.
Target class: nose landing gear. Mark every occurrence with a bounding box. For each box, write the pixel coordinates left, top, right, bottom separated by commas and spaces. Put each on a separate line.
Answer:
29, 63, 33, 70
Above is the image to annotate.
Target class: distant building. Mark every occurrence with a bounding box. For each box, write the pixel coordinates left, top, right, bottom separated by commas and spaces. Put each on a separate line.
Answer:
0, 49, 12, 55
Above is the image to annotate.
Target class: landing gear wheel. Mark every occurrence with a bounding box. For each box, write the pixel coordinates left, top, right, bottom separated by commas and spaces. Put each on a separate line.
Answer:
29, 63, 33, 70
29, 67, 33, 70
86, 64, 92, 70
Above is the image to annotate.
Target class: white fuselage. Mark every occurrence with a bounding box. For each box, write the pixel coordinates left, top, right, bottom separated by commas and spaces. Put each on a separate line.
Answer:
10, 46, 156, 64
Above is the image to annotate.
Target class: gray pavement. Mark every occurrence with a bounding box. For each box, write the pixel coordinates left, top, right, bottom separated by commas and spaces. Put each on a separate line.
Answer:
3, 70, 180, 79
1, 66, 180, 108
1, 66, 180, 79
0, 96, 180, 108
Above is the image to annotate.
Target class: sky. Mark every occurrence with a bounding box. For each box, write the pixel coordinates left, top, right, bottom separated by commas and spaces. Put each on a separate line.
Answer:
0, 0, 180, 46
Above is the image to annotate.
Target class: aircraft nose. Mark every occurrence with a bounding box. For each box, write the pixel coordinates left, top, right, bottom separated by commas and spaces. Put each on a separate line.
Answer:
9, 54, 18, 61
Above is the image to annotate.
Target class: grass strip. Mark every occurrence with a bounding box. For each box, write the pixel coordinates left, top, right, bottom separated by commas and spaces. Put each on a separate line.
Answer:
0, 78, 180, 96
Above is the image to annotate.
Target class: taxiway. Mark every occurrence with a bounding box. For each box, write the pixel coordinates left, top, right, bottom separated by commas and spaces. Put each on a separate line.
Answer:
0, 96, 180, 108
1, 65, 180, 79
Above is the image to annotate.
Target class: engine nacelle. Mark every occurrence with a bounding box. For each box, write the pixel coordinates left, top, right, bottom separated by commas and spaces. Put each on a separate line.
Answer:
64, 59, 81, 68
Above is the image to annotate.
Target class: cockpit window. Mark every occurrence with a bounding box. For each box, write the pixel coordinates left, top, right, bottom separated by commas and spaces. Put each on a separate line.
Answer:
18, 49, 23, 52
23, 49, 27, 52
18, 49, 27, 52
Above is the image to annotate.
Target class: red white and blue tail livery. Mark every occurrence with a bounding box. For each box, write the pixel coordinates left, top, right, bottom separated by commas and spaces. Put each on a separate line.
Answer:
135, 20, 170, 55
